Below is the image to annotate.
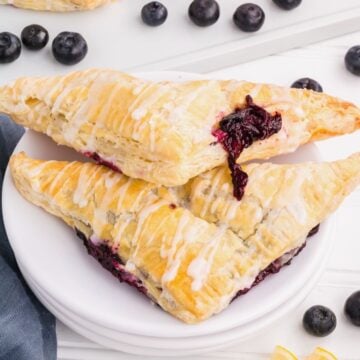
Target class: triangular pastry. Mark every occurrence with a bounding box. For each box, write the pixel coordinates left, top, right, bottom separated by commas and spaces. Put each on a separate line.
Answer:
0, 0, 110, 11
1, 69, 359, 187
10, 152, 360, 323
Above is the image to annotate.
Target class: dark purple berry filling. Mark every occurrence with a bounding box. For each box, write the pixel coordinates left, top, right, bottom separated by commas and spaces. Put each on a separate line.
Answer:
213, 95, 282, 200
82, 151, 121, 173
308, 224, 320, 237
75, 229, 147, 296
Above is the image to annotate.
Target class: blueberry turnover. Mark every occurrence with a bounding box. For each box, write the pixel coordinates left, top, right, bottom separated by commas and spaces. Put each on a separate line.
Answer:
9, 152, 360, 323
0, 69, 359, 186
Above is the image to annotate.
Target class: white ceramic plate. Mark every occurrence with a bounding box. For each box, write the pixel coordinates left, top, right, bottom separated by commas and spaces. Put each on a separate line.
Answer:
3, 71, 331, 339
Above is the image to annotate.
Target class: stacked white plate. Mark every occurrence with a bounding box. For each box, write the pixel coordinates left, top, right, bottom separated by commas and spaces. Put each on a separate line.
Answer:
2, 72, 336, 357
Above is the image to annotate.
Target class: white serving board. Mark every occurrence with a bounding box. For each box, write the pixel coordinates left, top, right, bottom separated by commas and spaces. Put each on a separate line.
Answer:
1, 0, 360, 80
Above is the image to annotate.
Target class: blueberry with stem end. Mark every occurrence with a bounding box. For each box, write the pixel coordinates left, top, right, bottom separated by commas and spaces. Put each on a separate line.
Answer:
52, 32, 88, 65
0, 32, 21, 64
21, 24, 49, 50
141, 2, 168, 27
188, 0, 220, 27
303, 305, 337, 337
233, 3, 265, 33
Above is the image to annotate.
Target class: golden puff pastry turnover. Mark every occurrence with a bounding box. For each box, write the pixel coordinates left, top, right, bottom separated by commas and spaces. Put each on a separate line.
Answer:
0, 0, 110, 11
1, 69, 360, 187
10, 152, 360, 323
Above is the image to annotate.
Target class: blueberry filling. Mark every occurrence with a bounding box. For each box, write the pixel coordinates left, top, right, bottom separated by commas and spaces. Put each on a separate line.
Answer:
75, 229, 147, 296
213, 95, 282, 200
83, 151, 121, 173
308, 224, 320, 237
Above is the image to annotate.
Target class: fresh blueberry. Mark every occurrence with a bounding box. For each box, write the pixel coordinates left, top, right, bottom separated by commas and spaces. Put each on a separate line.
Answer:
0, 32, 21, 64
188, 0, 220, 27
345, 291, 360, 326
291, 78, 323, 92
233, 3, 265, 32
141, 2, 168, 27
52, 32, 88, 65
345, 46, 360, 76
21, 24, 49, 50
272, 0, 302, 10
303, 305, 337, 337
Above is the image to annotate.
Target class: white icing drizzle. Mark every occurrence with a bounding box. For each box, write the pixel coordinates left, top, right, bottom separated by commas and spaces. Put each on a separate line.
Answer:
93, 173, 122, 236
86, 80, 127, 152
62, 71, 114, 143
131, 199, 169, 248
187, 225, 227, 291
162, 212, 191, 283
73, 165, 102, 208
48, 163, 77, 194
199, 168, 224, 217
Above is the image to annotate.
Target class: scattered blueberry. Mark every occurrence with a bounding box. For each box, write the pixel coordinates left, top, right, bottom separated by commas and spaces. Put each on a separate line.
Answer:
345, 46, 360, 76
141, 2, 168, 27
52, 32, 88, 65
233, 3, 265, 32
188, 0, 220, 27
272, 0, 302, 10
0, 32, 21, 64
21, 24, 49, 50
303, 305, 337, 337
291, 78, 323, 92
345, 291, 360, 326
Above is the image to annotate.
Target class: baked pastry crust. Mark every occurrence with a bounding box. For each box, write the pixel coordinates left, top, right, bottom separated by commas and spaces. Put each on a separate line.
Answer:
0, 0, 109, 11
10, 152, 360, 323
2, 69, 359, 187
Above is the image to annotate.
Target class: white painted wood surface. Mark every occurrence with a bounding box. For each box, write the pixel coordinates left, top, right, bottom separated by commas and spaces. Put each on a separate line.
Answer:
1, 0, 360, 82
57, 32, 360, 359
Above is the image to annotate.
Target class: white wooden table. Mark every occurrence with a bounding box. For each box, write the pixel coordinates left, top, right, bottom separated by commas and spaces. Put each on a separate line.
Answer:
57, 32, 360, 360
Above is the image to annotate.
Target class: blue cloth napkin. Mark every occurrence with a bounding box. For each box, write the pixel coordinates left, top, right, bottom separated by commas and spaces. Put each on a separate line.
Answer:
0, 115, 57, 360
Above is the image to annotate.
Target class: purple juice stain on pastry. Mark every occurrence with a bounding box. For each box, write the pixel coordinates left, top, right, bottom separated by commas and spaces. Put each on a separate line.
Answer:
82, 151, 122, 173
75, 229, 148, 296
213, 95, 282, 200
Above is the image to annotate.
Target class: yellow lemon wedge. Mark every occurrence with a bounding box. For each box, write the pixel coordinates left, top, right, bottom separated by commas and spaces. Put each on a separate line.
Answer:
306, 347, 337, 360
271, 345, 298, 360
